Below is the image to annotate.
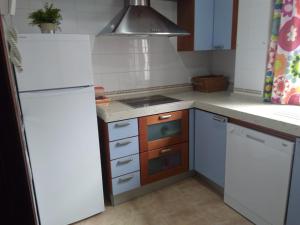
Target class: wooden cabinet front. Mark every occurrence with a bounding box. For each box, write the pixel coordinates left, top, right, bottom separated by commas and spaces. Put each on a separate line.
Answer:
140, 143, 189, 185
139, 110, 189, 152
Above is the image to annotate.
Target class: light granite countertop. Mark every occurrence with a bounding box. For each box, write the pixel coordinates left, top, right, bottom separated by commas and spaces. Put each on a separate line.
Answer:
96, 90, 300, 137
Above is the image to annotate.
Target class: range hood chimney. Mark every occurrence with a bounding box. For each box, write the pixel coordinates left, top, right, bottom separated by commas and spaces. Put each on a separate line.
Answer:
98, 0, 189, 37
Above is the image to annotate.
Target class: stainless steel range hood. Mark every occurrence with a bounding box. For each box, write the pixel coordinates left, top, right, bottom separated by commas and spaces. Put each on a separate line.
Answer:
98, 0, 189, 37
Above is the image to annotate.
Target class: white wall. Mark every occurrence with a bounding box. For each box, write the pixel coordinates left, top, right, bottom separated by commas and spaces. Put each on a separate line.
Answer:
211, 50, 236, 83
234, 0, 273, 95
12, 0, 211, 92
0, 0, 9, 15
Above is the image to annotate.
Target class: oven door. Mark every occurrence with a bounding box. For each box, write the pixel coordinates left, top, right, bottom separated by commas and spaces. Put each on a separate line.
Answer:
139, 110, 188, 152
140, 143, 189, 185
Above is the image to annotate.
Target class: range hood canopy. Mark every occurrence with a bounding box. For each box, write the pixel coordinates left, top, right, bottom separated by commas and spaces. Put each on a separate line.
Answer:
98, 0, 189, 37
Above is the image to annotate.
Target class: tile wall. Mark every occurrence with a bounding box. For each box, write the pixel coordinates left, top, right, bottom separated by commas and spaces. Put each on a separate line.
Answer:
10, 0, 234, 92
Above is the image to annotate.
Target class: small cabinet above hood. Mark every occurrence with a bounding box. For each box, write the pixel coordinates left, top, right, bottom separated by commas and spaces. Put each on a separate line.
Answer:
98, 0, 189, 37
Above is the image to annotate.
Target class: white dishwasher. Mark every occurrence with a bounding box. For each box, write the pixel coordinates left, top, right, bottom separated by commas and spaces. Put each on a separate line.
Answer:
225, 123, 294, 225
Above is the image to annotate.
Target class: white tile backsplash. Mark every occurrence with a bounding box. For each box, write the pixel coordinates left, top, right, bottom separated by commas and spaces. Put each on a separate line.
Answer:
211, 50, 236, 82
12, 0, 217, 92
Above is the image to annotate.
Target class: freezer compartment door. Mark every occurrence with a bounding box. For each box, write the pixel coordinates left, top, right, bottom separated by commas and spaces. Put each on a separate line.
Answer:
16, 34, 94, 92
20, 86, 104, 225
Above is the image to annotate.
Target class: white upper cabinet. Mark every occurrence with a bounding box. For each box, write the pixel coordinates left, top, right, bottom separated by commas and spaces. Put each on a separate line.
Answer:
234, 0, 273, 95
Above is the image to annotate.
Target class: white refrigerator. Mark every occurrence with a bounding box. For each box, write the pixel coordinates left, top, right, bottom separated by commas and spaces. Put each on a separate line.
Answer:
16, 34, 105, 225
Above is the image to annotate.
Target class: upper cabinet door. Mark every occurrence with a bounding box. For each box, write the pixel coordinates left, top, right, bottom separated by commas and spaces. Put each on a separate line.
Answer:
194, 0, 214, 51
178, 0, 238, 51
213, 0, 234, 50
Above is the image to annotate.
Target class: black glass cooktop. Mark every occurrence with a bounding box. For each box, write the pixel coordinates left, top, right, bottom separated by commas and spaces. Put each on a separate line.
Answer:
119, 95, 182, 108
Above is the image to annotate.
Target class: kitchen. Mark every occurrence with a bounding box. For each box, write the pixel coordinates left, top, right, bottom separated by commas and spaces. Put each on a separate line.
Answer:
1, 0, 300, 225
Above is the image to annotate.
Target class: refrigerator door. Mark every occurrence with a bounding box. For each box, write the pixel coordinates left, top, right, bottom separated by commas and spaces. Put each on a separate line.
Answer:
16, 34, 94, 92
20, 86, 104, 225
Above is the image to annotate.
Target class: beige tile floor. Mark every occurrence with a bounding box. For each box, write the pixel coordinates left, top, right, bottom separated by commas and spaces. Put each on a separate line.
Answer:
75, 177, 253, 225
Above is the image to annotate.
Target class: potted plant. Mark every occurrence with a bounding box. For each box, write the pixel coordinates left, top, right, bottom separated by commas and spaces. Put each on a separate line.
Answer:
28, 3, 62, 33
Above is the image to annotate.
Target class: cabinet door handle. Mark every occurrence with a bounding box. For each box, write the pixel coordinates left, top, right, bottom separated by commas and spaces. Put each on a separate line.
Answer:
159, 115, 172, 120
160, 148, 173, 154
213, 115, 226, 123
246, 134, 265, 144
117, 158, 133, 166
116, 140, 132, 147
115, 122, 130, 128
213, 45, 224, 49
118, 176, 134, 183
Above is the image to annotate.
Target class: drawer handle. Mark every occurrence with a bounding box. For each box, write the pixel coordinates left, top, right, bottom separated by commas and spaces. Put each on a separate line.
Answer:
160, 148, 173, 154
116, 141, 132, 147
159, 115, 172, 120
214, 45, 224, 49
117, 158, 133, 166
246, 134, 265, 144
213, 116, 226, 123
118, 176, 134, 184
115, 122, 130, 128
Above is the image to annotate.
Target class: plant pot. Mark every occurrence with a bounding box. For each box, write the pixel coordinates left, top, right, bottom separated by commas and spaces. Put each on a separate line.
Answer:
39, 23, 57, 33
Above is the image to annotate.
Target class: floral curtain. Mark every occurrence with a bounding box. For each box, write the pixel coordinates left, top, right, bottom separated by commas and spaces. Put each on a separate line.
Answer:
264, 0, 300, 105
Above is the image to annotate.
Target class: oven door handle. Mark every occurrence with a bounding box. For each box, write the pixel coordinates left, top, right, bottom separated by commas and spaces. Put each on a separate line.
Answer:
160, 148, 173, 155
159, 115, 172, 120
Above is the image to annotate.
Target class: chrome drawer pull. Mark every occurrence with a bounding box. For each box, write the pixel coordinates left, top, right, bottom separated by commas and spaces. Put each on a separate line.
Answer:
214, 45, 224, 49
118, 176, 134, 183
246, 134, 265, 144
116, 141, 132, 147
117, 159, 133, 166
159, 115, 172, 120
115, 122, 130, 128
213, 116, 226, 123
160, 148, 173, 154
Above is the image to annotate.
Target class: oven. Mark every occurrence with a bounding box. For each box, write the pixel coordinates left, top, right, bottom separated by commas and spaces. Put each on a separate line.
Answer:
139, 110, 189, 185
139, 110, 189, 152
140, 143, 188, 185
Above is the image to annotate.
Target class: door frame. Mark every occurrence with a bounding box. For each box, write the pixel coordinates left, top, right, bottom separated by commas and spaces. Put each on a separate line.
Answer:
0, 16, 39, 225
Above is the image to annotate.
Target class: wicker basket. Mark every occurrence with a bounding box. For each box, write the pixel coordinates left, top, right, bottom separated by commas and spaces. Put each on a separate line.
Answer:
192, 75, 228, 92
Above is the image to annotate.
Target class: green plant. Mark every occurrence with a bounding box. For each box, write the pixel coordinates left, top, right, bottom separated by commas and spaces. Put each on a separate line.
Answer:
28, 3, 62, 29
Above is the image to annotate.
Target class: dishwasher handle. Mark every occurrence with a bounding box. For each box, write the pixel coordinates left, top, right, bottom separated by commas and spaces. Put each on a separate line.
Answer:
246, 134, 265, 144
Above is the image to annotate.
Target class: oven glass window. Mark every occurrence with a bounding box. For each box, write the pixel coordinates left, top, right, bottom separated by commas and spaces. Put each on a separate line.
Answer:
147, 120, 182, 141
148, 151, 182, 175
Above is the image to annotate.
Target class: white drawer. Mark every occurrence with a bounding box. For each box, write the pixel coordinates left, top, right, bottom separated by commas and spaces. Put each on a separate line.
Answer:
110, 154, 140, 178
108, 118, 138, 141
109, 136, 139, 160
112, 171, 140, 195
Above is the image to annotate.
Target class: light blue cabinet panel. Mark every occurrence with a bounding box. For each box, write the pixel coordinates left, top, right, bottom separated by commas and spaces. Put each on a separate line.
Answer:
194, 0, 234, 51
195, 110, 227, 187
194, 0, 214, 50
112, 171, 140, 195
213, 0, 233, 50
108, 118, 138, 141
109, 136, 139, 160
189, 109, 195, 170
110, 154, 140, 178
287, 139, 300, 225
